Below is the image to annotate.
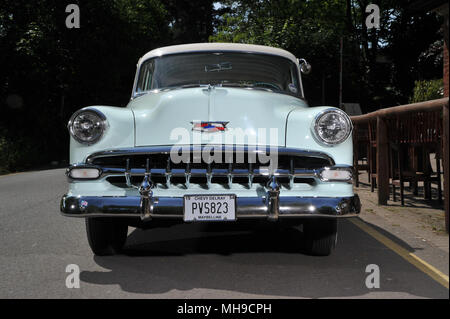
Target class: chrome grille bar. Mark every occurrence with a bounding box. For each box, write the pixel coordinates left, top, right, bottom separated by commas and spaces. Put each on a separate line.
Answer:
207, 162, 212, 188
248, 162, 253, 188
185, 162, 191, 189
289, 158, 294, 189
165, 157, 171, 188
86, 145, 335, 164
76, 146, 353, 188
228, 162, 233, 188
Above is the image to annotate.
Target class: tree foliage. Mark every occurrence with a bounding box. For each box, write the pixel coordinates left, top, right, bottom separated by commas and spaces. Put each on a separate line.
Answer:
210, 0, 443, 109
409, 79, 444, 103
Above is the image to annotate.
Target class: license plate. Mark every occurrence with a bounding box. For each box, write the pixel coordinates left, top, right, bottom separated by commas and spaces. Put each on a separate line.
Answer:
183, 194, 236, 222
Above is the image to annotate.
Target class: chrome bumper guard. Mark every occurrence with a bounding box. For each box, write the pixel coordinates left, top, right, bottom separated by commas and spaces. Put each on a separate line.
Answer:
60, 193, 361, 220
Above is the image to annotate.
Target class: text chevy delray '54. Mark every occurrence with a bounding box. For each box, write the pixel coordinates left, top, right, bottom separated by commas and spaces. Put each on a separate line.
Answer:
61, 43, 360, 256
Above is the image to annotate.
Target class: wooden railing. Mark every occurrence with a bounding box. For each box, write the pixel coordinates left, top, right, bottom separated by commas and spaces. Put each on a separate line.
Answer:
351, 97, 449, 232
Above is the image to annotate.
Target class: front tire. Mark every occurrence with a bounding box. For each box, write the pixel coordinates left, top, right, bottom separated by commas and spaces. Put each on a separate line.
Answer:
302, 218, 338, 256
85, 218, 128, 256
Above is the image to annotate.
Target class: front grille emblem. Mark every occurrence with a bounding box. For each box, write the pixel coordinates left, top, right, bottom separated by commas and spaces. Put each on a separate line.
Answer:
191, 121, 229, 132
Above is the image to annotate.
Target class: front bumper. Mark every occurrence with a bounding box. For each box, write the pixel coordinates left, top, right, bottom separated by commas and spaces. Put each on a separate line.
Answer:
60, 194, 361, 220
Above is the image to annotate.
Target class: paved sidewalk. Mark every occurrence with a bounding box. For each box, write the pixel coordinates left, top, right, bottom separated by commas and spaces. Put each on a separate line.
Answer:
354, 173, 449, 276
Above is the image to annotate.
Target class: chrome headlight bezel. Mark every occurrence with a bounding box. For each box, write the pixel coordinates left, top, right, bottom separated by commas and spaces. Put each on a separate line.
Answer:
311, 108, 353, 146
67, 108, 108, 145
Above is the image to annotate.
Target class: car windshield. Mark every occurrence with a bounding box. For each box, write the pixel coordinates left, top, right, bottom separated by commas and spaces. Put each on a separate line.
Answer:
135, 52, 302, 97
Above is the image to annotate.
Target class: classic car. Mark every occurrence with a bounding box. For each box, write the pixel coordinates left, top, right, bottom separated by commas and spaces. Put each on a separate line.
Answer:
60, 43, 360, 256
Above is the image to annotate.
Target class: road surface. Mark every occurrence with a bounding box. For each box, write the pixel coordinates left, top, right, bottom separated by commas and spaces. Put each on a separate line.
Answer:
0, 169, 448, 298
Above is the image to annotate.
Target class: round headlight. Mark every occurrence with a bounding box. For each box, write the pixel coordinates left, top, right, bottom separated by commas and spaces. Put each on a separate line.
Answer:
312, 109, 352, 146
68, 109, 107, 145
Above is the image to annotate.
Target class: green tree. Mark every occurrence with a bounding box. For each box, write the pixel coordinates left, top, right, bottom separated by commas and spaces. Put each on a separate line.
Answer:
0, 0, 172, 172
409, 79, 444, 103
210, 0, 443, 111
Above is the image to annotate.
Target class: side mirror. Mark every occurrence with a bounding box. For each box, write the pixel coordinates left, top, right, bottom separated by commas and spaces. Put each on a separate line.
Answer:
298, 58, 312, 74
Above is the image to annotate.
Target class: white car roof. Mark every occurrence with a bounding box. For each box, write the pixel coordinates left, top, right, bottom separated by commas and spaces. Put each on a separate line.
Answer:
138, 43, 299, 66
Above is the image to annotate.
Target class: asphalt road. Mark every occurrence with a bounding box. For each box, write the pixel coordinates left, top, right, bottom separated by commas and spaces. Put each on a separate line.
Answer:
0, 169, 448, 298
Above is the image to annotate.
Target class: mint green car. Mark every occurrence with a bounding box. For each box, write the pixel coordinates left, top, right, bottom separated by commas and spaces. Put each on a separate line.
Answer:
61, 43, 360, 256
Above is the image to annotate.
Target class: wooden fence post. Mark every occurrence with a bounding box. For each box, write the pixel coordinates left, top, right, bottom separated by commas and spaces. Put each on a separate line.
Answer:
443, 102, 449, 233
376, 116, 390, 205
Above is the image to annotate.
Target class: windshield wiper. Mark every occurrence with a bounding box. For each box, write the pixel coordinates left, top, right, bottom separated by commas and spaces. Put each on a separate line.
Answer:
220, 83, 274, 92
219, 82, 244, 88
179, 84, 211, 88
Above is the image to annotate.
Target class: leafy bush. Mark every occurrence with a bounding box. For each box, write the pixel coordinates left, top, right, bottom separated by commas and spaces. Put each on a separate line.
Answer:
409, 79, 444, 103
0, 128, 43, 175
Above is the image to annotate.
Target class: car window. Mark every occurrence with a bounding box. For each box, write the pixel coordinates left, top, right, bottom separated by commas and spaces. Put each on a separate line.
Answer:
136, 59, 155, 93
136, 52, 302, 97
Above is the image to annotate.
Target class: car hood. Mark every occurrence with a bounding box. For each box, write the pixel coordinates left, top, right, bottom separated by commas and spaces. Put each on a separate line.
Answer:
128, 87, 307, 147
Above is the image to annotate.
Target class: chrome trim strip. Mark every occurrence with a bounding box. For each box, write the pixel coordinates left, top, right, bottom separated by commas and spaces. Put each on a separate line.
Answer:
85, 145, 335, 164
60, 194, 361, 218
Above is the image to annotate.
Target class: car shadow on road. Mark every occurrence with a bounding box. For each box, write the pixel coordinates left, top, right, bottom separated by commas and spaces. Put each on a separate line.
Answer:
80, 219, 448, 298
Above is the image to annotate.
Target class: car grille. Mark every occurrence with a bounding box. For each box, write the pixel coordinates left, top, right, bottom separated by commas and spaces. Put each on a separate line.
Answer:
87, 147, 334, 189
